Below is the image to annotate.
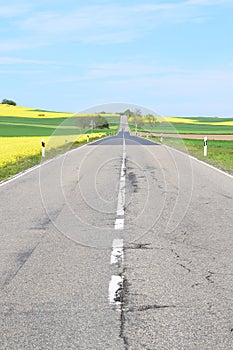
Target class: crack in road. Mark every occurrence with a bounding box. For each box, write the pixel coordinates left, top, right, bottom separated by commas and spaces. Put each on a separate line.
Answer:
178, 262, 191, 273
119, 275, 129, 350
171, 249, 192, 273
1, 242, 40, 289
205, 270, 215, 284
126, 243, 152, 250
126, 304, 176, 313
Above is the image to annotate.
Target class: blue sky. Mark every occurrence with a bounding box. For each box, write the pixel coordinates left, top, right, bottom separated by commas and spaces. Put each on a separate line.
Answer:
0, 0, 233, 116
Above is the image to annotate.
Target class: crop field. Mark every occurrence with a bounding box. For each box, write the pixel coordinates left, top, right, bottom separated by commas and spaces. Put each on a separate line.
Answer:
129, 115, 233, 174
129, 116, 233, 135
0, 105, 120, 137
0, 105, 120, 181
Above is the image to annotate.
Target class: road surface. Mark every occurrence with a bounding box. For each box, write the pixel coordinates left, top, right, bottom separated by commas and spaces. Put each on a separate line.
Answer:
0, 116, 233, 349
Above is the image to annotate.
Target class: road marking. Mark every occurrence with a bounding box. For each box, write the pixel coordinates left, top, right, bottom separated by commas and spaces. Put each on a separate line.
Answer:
109, 275, 123, 305
109, 120, 125, 309
111, 239, 124, 265
114, 218, 124, 230
114, 137, 126, 230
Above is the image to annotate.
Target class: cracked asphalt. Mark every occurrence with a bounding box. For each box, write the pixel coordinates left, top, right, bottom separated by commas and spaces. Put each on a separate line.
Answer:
0, 117, 233, 349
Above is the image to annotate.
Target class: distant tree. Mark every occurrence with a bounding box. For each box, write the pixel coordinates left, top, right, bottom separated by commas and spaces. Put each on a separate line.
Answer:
144, 114, 158, 131
124, 109, 134, 117
76, 115, 109, 130
1, 99, 16, 106
95, 115, 109, 129
132, 108, 143, 130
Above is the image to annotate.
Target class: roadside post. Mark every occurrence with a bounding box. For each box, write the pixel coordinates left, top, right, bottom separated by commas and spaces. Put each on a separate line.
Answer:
41, 138, 45, 157
160, 134, 163, 142
204, 136, 208, 156
86, 134, 90, 143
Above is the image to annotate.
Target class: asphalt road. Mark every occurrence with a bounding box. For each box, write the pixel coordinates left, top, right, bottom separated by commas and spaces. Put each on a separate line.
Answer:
0, 116, 233, 349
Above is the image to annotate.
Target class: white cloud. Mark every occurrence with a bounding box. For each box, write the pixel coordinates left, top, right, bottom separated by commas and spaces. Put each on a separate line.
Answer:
17, 1, 222, 45
1, 0, 229, 49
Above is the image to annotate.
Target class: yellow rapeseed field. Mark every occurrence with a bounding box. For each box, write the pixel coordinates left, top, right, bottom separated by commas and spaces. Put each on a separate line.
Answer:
130, 115, 233, 126
0, 105, 112, 172
0, 133, 105, 168
163, 117, 198, 124
0, 104, 120, 119
161, 117, 233, 126
0, 104, 73, 118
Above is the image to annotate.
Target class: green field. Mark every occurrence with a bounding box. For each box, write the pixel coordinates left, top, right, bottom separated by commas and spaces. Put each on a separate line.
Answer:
129, 116, 233, 135
149, 136, 233, 175
0, 115, 120, 137
0, 106, 120, 181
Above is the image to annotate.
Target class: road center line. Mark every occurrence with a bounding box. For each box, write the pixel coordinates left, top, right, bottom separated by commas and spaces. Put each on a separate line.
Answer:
109, 275, 123, 305
109, 120, 126, 309
111, 239, 124, 265
109, 239, 124, 307
114, 218, 124, 230
115, 137, 126, 229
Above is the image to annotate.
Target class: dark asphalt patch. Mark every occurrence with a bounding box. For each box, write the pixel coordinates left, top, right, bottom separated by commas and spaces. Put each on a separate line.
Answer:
88, 131, 161, 146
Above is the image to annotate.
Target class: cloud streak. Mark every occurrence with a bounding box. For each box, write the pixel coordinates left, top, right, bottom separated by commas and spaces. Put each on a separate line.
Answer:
0, 0, 231, 53
15, 0, 232, 46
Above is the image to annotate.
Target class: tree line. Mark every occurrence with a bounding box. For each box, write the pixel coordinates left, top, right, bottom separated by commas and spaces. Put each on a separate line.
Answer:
124, 108, 158, 131
77, 115, 109, 129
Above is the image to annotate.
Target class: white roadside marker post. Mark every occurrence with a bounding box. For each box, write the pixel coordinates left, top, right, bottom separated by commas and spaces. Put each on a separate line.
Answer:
204, 136, 208, 157
86, 134, 89, 143
41, 138, 45, 158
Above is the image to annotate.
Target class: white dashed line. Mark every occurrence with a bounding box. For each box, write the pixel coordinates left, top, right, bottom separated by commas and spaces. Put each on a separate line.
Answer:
109, 130, 126, 307
114, 137, 126, 230
111, 239, 124, 265
108, 275, 123, 305
114, 218, 124, 230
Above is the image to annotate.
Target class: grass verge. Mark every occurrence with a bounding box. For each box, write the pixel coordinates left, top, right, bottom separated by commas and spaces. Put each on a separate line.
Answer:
149, 136, 233, 175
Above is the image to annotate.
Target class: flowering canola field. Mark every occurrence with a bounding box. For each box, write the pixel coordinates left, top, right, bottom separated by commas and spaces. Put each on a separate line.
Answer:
163, 117, 233, 126
0, 105, 107, 170
0, 104, 119, 118
0, 133, 105, 169
0, 104, 73, 118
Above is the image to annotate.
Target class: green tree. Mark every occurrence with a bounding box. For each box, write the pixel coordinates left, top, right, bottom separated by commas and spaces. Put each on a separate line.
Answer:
132, 108, 143, 130
1, 99, 16, 106
76, 115, 109, 130
95, 115, 109, 129
145, 114, 158, 131
124, 109, 134, 117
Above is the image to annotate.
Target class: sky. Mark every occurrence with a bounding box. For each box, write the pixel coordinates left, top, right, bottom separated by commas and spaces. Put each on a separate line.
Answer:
0, 0, 233, 116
